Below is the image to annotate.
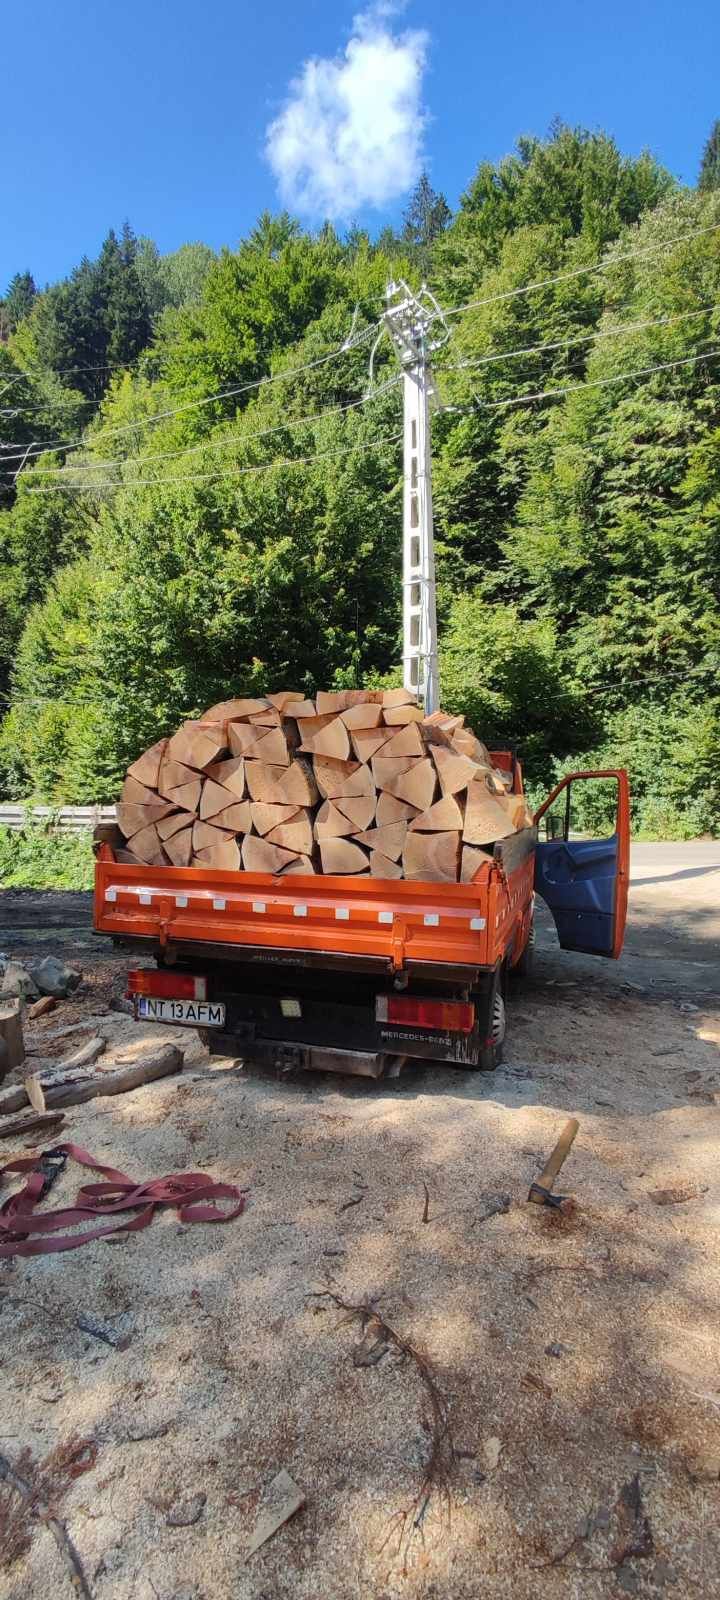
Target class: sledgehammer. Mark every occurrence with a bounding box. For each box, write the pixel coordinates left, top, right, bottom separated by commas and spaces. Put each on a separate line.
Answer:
528, 1117, 579, 1213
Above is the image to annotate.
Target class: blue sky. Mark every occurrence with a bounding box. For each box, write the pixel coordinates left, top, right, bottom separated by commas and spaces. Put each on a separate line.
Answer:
2, 0, 718, 288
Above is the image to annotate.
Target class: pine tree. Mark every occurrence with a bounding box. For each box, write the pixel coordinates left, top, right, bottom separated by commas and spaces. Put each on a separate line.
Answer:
4, 271, 36, 331
699, 119, 720, 191
402, 172, 451, 268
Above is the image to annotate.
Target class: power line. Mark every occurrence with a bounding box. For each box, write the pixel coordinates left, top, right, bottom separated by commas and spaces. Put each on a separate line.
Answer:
28, 375, 402, 480
438, 345, 720, 418
434, 301, 720, 379
27, 428, 403, 495
0, 317, 382, 468
434, 220, 720, 325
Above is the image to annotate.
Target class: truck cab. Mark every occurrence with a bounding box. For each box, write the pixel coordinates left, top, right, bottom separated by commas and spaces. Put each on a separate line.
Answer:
95, 764, 629, 1079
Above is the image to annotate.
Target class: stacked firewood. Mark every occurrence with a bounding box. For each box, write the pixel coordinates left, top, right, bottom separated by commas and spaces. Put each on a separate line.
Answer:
111, 690, 533, 883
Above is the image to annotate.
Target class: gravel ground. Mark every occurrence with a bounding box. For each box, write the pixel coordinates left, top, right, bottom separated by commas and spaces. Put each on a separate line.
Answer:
0, 844, 718, 1599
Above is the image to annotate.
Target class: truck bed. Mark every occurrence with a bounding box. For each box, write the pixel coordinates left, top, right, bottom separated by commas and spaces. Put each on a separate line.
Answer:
94, 826, 536, 978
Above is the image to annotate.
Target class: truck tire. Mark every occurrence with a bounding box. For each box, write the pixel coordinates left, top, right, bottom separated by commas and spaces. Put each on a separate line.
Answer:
512, 916, 535, 981
474, 989, 505, 1072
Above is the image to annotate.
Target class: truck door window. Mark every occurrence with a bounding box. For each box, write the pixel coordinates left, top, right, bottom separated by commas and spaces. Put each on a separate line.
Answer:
540, 777, 620, 842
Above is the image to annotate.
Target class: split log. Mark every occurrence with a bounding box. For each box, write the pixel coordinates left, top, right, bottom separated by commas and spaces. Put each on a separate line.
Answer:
213, 801, 252, 831
193, 820, 235, 852
371, 754, 419, 791
126, 738, 168, 789
166, 778, 202, 813
351, 727, 392, 764
315, 800, 357, 839
314, 757, 361, 800
247, 707, 282, 726
0, 1002, 24, 1075
284, 699, 317, 719
251, 802, 299, 836
228, 722, 262, 757
354, 821, 407, 861
0, 1110, 65, 1140
463, 782, 516, 846
340, 702, 384, 730
116, 802, 174, 839
241, 836, 300, 873
266, 691, 305, 712
429, 745, 481, 797
164, 827, 194, 867
156, 810, 196, 841
384, 757, 437, 812
0, 1043, 184, 1116
266, 811, 314, 854
167, 721, 227, 769
382, 704, 425, 725
452, 730, 491, 766
334, 794, 376, 831
195, 839, 242, 870
318, 839, 370, 874
380, 721, 425, 758
205, 756, 246, 795
280, 855, 316, 874
129, 823, 165, 864
252, 726, 291, 766
408, 793, 464, 832
402, 830, 461, 882
369, 851, 403, 879
204, 697, 270, 720
275, 758, 319, 807
157, 758, 200, 799
382, 688, 418, 708
461, 844, 490, 883
376, 792, 419, 825
338, 762, 375, 799
316, 690, 350, 713
301, 717, 351, 761
200, 779, 243, 821
507, 794, 535, 829
121, 774, 165, 807
245, 762, 287, 803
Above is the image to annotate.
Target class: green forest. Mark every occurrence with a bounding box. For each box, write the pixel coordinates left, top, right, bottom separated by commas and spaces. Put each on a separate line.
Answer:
1, 122, 719, 837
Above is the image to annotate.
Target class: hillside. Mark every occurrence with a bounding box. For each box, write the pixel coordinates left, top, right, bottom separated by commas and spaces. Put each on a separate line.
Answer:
1, 124, 718, 836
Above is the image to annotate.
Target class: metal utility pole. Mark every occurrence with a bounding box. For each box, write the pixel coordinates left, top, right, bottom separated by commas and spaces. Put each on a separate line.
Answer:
374, 281, 449, 714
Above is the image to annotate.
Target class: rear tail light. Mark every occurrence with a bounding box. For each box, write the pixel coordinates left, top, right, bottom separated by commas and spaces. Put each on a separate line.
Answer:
127, 970, 207, 1001
376, 995, 475, 1033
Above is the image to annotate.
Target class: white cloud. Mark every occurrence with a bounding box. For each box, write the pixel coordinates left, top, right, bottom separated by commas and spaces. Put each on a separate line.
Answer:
265, 6, 429, 219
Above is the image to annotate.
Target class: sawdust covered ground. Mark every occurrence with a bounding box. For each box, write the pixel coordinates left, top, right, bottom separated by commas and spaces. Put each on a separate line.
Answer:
1, 847, 719, 1599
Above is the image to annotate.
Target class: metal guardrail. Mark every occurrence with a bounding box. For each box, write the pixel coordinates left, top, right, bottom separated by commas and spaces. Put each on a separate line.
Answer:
0, 804, 115, 834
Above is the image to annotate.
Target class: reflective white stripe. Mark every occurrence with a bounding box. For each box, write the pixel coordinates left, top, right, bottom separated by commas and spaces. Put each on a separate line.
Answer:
252, 901, 266, 913
212, 897, 226, 911
335, 908, 350, 921
175, 894, 188, 908
293, 905, 308, 917
470, 917, 486, 931
139, 892, 152, 906
106, 887, 117, 903
378, 911, 393, 925
423, 913, 439, 927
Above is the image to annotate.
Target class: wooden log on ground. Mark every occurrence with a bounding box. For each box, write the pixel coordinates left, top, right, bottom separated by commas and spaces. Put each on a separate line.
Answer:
402, 830, 461, 882
318, 839, 370, 874
0, 1002, 24, 1077
0, 1044, 184, 1116
408, 793, 464, 832
0, 1110, 65, 1140
242, 836, 300, 873
126, 738, 168, 789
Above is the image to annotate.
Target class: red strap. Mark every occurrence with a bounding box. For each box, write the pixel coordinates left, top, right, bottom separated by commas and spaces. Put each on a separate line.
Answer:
0, 1141, 247, 1258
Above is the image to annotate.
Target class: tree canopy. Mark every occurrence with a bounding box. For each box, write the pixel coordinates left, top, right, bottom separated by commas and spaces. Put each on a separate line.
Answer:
0, 123, 717, 837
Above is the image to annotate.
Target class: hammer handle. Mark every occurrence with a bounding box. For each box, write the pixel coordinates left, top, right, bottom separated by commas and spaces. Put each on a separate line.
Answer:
536, 1117, 579, 1192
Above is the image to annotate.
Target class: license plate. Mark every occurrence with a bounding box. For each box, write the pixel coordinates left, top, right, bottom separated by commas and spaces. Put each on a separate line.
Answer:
136, 997, 226, 1027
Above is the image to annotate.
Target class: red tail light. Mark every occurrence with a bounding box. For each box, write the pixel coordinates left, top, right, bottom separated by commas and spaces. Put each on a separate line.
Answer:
377, 996, 475, 1033
127, 970, 207, 1001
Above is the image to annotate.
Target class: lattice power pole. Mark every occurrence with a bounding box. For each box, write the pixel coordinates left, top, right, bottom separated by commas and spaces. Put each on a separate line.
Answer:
374, 281, 449, 714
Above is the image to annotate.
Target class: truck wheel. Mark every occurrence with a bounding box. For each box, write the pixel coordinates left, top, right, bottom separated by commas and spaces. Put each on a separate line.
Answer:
513, 917, 535, 981
475, 989, 506, 1072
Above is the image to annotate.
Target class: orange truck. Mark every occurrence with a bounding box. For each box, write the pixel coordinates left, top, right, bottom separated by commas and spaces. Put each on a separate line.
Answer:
94, 759, 630, 1078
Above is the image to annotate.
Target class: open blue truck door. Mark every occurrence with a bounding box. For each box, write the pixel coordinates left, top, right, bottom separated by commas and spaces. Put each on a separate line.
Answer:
533, 770, 630, 958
